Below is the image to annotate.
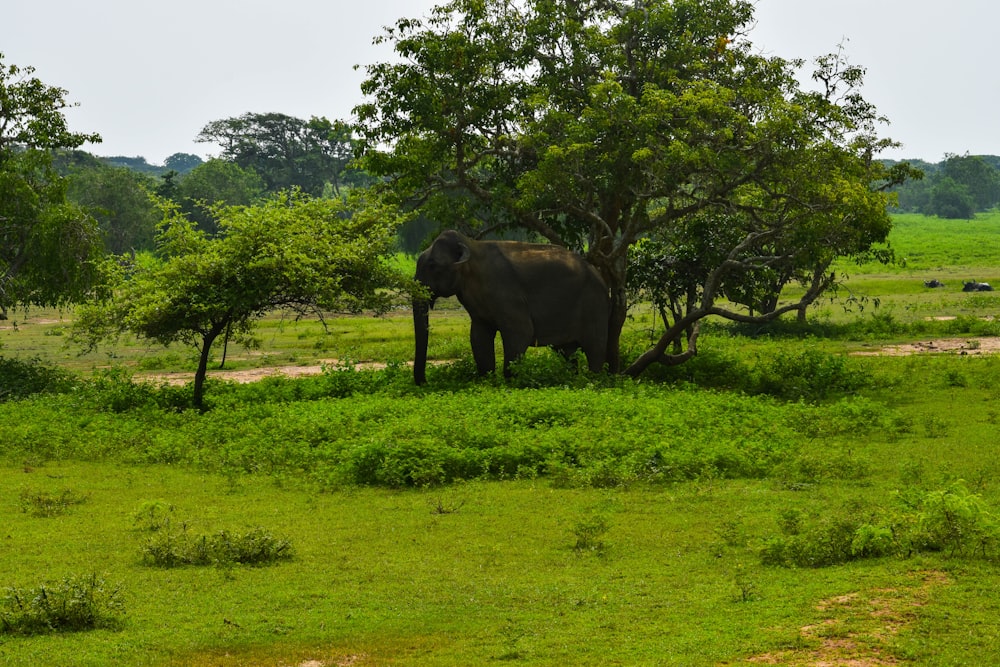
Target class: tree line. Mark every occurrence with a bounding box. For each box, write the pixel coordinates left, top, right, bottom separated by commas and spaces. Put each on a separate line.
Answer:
47, 112, 378, 255
1, 0, 932, 405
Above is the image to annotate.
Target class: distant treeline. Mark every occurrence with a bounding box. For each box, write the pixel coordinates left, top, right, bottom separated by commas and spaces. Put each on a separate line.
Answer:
883, 154, 1000, 219
51, 112, 400, 255
101, 153, 204, 176
56, 123, 999, 259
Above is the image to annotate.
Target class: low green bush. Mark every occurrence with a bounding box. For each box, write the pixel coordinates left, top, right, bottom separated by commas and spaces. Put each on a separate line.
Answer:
759, 510, 895, 568
761, 482, 1000, 567
0, 367, 902, 490
911, 482, 1000, 558
751, 347, 867, 401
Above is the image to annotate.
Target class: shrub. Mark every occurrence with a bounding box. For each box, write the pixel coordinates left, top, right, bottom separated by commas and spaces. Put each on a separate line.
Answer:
913, 483, 1000, 558
571, 514, 611, 554
0, 357, 76, 402
0, 574, 125, 635
752, 348, 866, 401
759, 513, 892, 568
82, 367, 159, 413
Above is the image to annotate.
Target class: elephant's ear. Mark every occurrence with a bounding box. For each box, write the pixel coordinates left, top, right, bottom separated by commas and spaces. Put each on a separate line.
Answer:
455, 241, 471, 264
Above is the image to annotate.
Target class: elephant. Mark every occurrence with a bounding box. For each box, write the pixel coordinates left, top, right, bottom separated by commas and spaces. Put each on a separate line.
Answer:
412, 230, 609, 384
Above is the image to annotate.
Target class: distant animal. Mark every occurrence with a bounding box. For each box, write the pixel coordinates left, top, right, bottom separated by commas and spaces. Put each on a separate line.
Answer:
962, 281, 993, 292
924, 279, 945, 288
412, 230, 609, 384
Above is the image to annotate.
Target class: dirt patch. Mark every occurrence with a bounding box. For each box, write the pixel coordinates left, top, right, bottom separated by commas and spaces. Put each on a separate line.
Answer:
746, 571, 949, 666
851, 337, 1000, 357
136, 360, 397, 386
0, 318, 65, 330
138, 337, 1000, 386
294, 657, 368, 667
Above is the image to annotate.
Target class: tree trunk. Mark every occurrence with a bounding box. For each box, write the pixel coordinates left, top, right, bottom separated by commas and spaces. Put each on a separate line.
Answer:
193, 325, 224, 410
413, 300, 431, 385
606, 284, 627, 374
219, 322, 232, 369
592, 233, 628, 375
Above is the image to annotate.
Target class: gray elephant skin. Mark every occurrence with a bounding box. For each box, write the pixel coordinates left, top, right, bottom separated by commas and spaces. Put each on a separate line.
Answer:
412, 230, 610, 384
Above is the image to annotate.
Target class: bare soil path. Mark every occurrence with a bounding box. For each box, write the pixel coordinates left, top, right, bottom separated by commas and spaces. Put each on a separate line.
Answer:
136, 360, 397, 386
851, 337, 1000, 357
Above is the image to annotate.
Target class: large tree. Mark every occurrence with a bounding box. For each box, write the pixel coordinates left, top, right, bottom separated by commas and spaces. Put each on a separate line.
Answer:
0, 53, 103, 313
73, 190, 407, 409
175, 158, 266, 235
355, 0, 914, 373
196, 113, 356, 197
65, 159, 160, 253
939, 153, 999, 212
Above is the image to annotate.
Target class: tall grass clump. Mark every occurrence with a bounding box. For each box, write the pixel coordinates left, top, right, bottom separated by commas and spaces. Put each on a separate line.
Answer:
139, 523, 294, 568
134, 504, 293, 567
0, 574, 125, 635
18, 487, 89, 517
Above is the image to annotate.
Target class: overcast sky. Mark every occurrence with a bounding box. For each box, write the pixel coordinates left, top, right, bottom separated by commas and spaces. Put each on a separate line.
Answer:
2, 1, 996, 165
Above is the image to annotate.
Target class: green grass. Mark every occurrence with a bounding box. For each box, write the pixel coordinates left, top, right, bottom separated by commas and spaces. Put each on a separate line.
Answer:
873, 211, 1000, 273
4, 463, 987, 666
3, 215, 1000, 664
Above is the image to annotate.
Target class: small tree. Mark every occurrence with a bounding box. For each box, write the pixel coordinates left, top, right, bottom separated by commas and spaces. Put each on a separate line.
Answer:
174, 158, 265, 235
74, 190, 407, 409
928, 177, 975, 220
65, 160, 160, 253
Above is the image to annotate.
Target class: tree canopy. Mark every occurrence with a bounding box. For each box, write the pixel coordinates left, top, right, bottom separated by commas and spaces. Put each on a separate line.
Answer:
355, 0, 914, 373
0, 53, 104, 313
73, 190, 408, 409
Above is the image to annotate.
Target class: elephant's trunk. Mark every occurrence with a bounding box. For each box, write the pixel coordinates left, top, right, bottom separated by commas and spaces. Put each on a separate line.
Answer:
413, 298, 431, 385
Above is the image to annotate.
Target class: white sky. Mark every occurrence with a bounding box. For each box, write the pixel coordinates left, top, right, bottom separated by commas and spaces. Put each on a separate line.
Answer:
2, 1, 996, 165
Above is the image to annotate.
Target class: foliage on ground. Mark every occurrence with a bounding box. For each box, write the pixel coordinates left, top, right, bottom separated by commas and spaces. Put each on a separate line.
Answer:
0, 354, 901, 491
0, 356, 77, 402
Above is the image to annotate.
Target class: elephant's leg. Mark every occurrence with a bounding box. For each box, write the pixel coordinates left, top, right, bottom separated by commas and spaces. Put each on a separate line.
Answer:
470, 320, 497, 376
584, 347, 606, 373
580, 338, 606, 373
500, 331, 531, 377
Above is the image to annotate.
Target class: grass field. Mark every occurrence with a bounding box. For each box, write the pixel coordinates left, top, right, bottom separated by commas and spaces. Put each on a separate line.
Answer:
2, 213, 1000, 665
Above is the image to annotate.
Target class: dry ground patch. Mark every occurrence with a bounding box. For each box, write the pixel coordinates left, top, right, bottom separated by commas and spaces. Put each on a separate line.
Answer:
137, 336, 1000, 385
746, 571, 951, 666
851, 337, 1000, 357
